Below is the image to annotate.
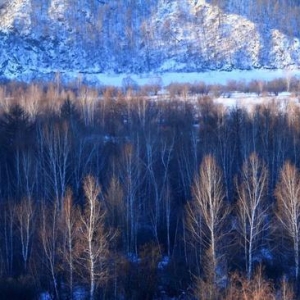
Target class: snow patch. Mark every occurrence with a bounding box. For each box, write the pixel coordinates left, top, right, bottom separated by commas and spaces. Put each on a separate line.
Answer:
158, 256, 170, 270
0, 0, 30, 33
39, 292, 51, 300
48, 0, 68, 21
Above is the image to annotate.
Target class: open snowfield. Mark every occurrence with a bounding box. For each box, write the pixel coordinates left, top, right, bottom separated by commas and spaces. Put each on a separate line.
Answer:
214, 92, 298, 110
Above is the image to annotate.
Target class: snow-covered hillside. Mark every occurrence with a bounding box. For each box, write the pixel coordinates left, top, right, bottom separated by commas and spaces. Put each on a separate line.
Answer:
0, 0, 300, 82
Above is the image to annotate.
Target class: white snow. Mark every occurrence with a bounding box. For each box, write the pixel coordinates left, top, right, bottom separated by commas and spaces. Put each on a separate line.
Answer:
78, 69, 300, 88
158, 256, 170, 270
1, 1, 300, 78
48, 0, 67, 21
0, 0, 31, 33
39, 292, 52, 300
214, 94, 296, 110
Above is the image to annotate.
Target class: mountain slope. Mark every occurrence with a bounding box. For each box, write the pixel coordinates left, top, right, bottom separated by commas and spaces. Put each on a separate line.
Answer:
0, 0, 299, 81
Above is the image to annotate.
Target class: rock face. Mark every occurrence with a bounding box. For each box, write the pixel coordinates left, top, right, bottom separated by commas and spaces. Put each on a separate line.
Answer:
0, 0, 299, 81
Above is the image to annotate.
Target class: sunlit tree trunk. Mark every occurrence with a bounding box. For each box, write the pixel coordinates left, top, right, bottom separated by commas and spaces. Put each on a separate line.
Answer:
78, 175, 111, 300
186, 155, 229, 285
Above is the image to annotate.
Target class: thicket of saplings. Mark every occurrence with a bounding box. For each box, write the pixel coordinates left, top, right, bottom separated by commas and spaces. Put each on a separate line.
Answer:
1, 79, 300, 300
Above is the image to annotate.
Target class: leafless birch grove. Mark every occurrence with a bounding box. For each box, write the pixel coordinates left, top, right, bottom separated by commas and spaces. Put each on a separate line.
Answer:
0, 82, 300, 298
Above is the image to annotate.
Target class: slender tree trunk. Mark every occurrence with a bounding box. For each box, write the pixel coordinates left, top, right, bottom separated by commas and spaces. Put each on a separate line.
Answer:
248, 227, 253, 279
295, 234, 299, 281
211, 230, 217, 284
68, 231, 73, 298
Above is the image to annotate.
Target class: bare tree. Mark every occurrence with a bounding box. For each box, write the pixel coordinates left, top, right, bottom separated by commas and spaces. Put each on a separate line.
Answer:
186, 155, 229, 286
104, 175, 124, 232
21, 84, 42, 119
215, 108, 238, 201
59, 189, 80, 299
119, 144, 140, 254
78, 87, 97, 126
143, 123, 161, 247
275, 161, 300, 280
40, 120, 71, 209
1, 200, 16, 276
15, 197, 35, 272
236, 153, 269, 279
39, 201, 60, 299
224, 266, 274, 300
71, 137, 98, 196
20, 150, 38, 200
77, 175, 111, 300
278, 276, 295, 300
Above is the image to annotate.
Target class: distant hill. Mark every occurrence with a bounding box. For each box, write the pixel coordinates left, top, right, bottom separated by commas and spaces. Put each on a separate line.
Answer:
0, 0, 300, 81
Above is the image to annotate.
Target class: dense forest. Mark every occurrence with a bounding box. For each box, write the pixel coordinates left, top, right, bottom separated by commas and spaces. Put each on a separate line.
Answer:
1, 79, 300, 299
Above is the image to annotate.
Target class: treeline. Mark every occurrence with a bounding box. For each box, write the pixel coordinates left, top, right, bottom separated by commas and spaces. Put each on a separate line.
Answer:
165, 75, 300, 97
122, 74, 300, 97
1, 82, 300, 299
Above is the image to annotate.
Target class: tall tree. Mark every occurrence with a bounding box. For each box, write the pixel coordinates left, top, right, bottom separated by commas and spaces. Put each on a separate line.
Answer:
39, 118, 71, 209
119, 144, 140, 254
1, 200, 16, 276
15, 197, 35, 273
39, 201, 60, 299
77, 175, 111, 300
236, 153, 269, 279
0, 104, 34, 199
275, 161, 300, 280
59, 189, 80, 299
186, 155, 229, 287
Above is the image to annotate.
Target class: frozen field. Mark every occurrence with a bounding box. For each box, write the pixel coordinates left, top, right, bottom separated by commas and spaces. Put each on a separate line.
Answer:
86, 69, 300, 87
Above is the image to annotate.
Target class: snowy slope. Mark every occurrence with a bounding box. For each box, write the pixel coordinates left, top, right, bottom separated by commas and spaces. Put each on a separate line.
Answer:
0, 0, 299, 82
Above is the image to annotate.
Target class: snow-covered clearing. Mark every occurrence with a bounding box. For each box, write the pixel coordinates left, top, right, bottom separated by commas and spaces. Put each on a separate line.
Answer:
215, 93, 298, 110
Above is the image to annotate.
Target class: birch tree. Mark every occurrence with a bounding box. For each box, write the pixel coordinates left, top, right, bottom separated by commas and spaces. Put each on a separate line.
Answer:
15, 197, 35, 272
275, 161, 300, 280
39, 201, 60, 299
78, 175, 111, 300
236, 153, 269, 279
104, 175, 124, 232
119, 144, 140, 254
186, 155, 229, 286
59, 189, 80, 299
40, 119, 71, 209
